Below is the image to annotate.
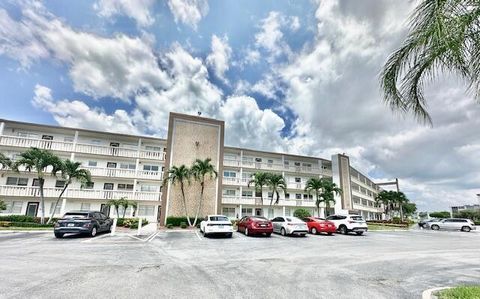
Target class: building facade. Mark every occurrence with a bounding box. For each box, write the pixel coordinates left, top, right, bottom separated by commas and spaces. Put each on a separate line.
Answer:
0, 113, 384, 223
451, 204, 480, 214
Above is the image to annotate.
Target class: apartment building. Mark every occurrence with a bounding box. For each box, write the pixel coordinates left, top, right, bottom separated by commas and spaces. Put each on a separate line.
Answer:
0, 113, 384, 224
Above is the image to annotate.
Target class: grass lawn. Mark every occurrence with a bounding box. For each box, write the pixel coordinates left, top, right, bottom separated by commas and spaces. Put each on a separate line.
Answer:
0, 227, 53, 231
368, 224, 409, 231
436, 286, 480, 299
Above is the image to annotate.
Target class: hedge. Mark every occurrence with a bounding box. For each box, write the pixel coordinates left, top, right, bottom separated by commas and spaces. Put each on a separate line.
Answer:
0, 221, 54, 228
0, 215, 58, 223
115, 218, 148, 229
166, 217, 198, 227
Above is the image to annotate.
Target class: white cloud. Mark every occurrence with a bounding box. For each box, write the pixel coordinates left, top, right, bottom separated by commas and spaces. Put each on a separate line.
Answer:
32, 85, 140, 134
255, 11, 291, 61
94, 0, 155, 27
206, 35, 232, 83
289, 16, 300, 31
167, 0, 209, 30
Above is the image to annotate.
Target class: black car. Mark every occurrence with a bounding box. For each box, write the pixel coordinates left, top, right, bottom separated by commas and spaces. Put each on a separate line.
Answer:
418, 218, 443, 228
54, 211, 113, 238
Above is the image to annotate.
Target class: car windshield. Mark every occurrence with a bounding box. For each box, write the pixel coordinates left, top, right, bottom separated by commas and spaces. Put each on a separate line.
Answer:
210, 216, 229, 221
286, 217, 303, 222
63, 213, 89, 219
350, 216, 364, 221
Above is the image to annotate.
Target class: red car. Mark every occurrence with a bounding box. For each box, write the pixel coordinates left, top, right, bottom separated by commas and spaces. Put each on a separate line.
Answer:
237, 216, 273, 236
304, 217, 336, 235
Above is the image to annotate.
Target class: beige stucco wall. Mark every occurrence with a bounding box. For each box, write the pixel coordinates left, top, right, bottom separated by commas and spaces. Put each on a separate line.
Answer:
164, 118, 222, 220
339, 155, 353, 210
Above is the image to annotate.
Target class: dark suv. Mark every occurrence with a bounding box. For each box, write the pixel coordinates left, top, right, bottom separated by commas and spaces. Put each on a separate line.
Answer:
54, 211, 113, 238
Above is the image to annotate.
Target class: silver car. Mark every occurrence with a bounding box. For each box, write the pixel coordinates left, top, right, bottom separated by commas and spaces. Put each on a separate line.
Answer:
429, 218, 476, 232
271, 216, 308, 236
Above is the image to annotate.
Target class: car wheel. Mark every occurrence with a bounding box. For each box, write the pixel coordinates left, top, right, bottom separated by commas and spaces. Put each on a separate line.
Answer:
245, 228, 249, 236
227, 233, 233, 238
327, 232, 333, 236
300, 234, 306, 237
106, 225, 112, 233
90, 226, 98, 237
339, 225, 348, 235
311, 227, 317, 235
281, 228, 287, 236
54, 233, 64, 238
356, 232, 364, 236
431, 225, 440, 230
266, 233, 271, 237
461, 226, 471, 232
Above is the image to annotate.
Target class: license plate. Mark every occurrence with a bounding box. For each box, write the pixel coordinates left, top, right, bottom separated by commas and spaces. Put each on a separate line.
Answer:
67, 223, 75, 227
296, 226, 304, 229
260, 224, 267, 227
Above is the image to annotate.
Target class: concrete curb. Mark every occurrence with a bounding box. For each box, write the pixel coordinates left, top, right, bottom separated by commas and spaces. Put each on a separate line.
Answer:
0, 230, 51, 233
422, 287, 451, 299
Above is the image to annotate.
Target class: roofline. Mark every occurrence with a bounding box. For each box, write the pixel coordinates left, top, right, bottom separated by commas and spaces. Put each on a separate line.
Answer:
0, 118, 166, 142
224, 145, 331, 162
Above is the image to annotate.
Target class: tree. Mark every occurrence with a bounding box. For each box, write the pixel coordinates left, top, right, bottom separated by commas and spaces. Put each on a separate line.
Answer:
375, 190, 409, 221
107, 199, 122, 218
190, 158, 218, 227
267, 173, 286, 206
47, 160, 92, 224
394, 191, 409, 221
0, 152, 11, 169
318, 179, 341, 218
0, 199, 6, 211
119, 198, 137, 218
293, 208, 311, 219
13, 148, 63, 224
304, 178, 324, 217
247, 172, 270, 206
454, 209, 480, 221
163, 165, 192, 227
380, 0, 480, 124
429, 211, 451, 218
402, 202, 417, 217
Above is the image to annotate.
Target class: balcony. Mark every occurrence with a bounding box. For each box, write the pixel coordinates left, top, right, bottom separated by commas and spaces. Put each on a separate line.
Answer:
0, 135, 166, 161
223, 158, 331, 175
221, 196, 316, 207
82, 166, 162, 180
0, 185, 161, 201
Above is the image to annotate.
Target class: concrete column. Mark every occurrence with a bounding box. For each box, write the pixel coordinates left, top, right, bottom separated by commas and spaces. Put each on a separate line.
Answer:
60, 198, 67, 215
70, 130, 79, 160
0, 122, 5, 136
135, 158, 140, 176
239, 204, 242, 218
282, 206, 286, 217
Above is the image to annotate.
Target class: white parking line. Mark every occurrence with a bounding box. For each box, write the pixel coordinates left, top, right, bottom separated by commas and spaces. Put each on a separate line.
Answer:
81, 233, 111, 243
194, 230, 202, 241
146, 231, 159, 242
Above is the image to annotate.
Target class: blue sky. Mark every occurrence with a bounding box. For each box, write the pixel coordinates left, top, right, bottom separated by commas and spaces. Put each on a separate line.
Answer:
1, 0, 479, 211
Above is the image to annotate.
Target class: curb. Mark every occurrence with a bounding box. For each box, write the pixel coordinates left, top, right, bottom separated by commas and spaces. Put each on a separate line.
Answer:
0, 230, 52, 233
422, 287, 451, 299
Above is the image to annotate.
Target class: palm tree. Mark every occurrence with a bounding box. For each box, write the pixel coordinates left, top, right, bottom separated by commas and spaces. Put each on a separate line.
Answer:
13, 148, 63, 224
47, 160, 92, 224
304, 178, 324, 217
0, 199, 6, 211
120, 197, 137, 219
392, 191, 409, 222
380, 0, 480, 124
191, 158, 218, 227
107, 199, 122, 218
0, 153, 11, 169
247, 172, 270, 206
267, 173, 286, 206
163, 165, 192, 227
375, 190, 396, 220
318, 179, 341, 219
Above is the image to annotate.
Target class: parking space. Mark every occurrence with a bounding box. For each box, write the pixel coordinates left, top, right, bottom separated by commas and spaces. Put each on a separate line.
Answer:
0, 229, 479, 298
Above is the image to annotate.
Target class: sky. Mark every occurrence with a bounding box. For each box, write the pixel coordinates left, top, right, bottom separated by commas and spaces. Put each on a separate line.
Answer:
0, 0, 479, 212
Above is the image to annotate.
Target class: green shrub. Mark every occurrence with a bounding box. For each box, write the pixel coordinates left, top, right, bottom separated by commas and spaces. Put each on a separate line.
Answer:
180, 222, 187, 229
0, 216, 59, 224
429, 211, 451, 218
294, 208, 312, 219
166, 223, 173, 229
166, 217, 196, 227
116, 218, 125, 226
392, 217, 401, 224
0, 221, 54, 228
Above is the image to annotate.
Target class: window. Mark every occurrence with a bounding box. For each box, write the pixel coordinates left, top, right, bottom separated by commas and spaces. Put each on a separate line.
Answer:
295, 177, 301, 183
294, 162, 301, 166
284, 161, 290, 166
242, 190, 253, 197
117, 184, 134, 190
295, 194, 302, 199
303, 163, 312, 168
285, 193, 290, 199
361, 199, 368, 206
6, 177, 28, 186
255, 158, 262, 162
55, 180, 66, 188
303, 194, 312, 200
285, 208, 291, 216
120, 163, 136, 170
87, 161, 97, 167
140, 185, 158, 192
41, 135, 53, 140
138, 205, 155, 216
32, 179, 40, 187
103, 183, 114, 190
18, 132, 39, 139
268, 192, 273, 198
143, 165, 159, 172
64, 136, 74, 143
1, 201, 23, 214
268, 208, 274, 218
84, 182, 94, 189
223, 171, 237, 178
222, 189, 236, 196
49, 202, 61, 214
145, 146, 162, 152
241, 208, 253, 215
267, 159, 273, 164
222, 207, 236, 218
106, 162, 117, 168
80, 203, 91, 211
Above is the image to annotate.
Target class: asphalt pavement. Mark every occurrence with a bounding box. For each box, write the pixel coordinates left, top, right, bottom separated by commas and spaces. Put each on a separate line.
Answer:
0, 228, 479, 299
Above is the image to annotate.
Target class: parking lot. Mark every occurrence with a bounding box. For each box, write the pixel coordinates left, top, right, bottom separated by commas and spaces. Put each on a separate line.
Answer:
0, 228, 479, 299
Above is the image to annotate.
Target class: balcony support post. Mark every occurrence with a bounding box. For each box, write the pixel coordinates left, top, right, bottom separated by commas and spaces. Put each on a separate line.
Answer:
0, 122, 4, 136
238, 204, 242, 219
60, 197, 67, 215
71, 130, 79, 160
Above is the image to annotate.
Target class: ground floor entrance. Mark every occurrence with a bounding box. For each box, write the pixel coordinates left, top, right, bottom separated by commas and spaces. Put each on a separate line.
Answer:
25, 202, 39, 217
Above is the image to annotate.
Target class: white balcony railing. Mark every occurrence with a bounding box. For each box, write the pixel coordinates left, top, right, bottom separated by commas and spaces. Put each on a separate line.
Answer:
82, 166, 162, 180
0, 185, 161, 201
221, 196, 316, 207
223, 158, 331, 175
0, 135, 166, 161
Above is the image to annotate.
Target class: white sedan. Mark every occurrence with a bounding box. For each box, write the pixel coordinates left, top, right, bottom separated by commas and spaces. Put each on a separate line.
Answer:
271, 216, 308, 236
200, 215, 233, 238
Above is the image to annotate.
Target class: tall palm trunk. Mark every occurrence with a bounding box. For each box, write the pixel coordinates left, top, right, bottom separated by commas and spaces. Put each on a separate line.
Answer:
316, 191, 320, 217
192, 181, 205, 227
180, 181, 192, 227
47, 183, 69, 224
324, 202, 329, 219
39, 178, 45, 224
122, 207, 127, 218
399, 203, 404, 222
